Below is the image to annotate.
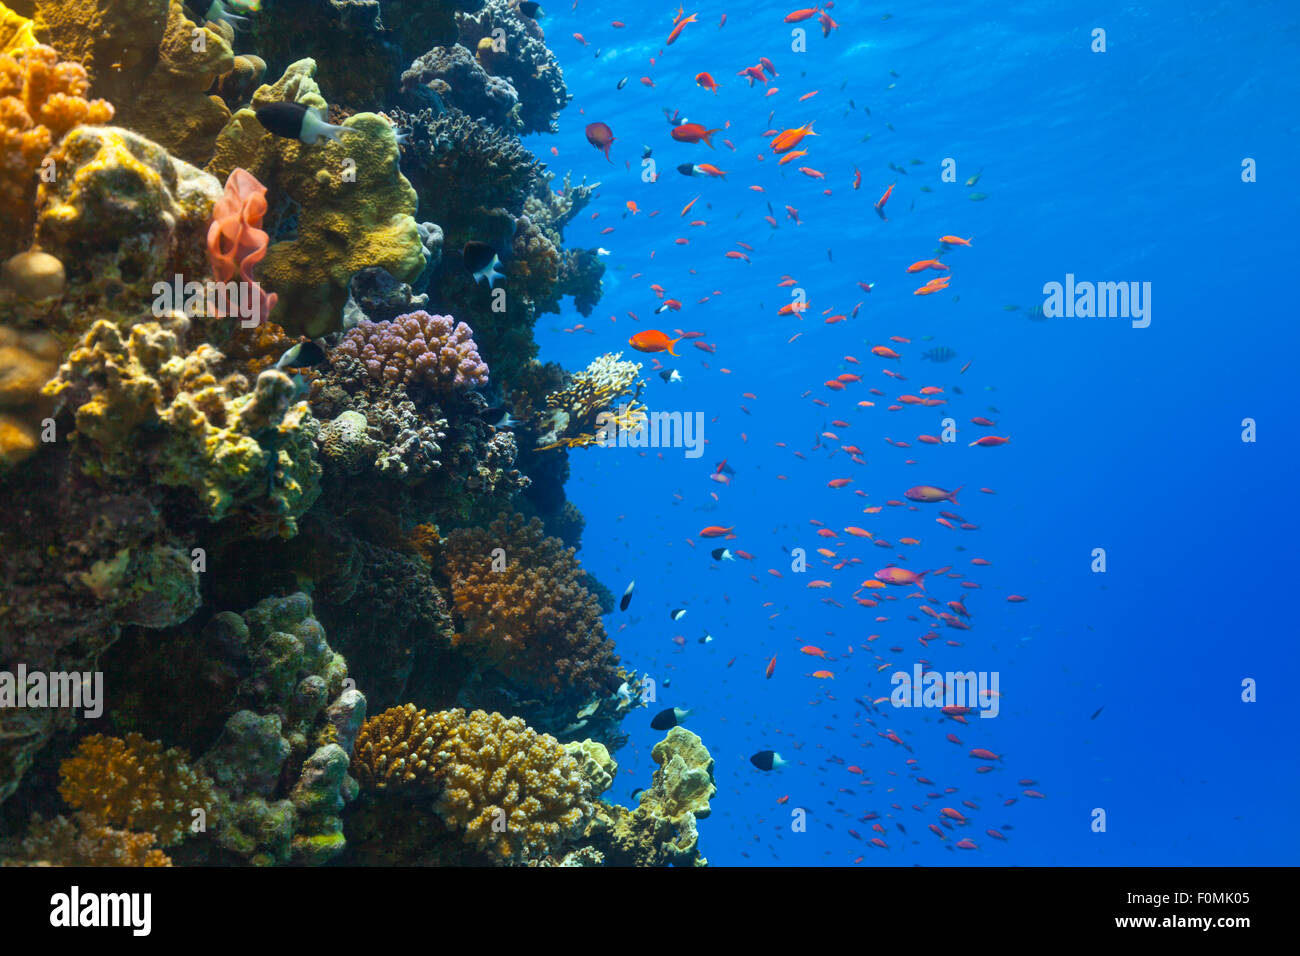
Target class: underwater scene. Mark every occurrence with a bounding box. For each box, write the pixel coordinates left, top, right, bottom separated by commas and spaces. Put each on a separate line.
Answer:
0, 0, 1296, 874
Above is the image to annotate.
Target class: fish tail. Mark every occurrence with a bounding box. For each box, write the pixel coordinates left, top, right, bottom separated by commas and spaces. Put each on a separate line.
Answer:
702, 128, 721, 148
916, 570, 929, 591
668, 338, 680, 356
948, 485, 963, 505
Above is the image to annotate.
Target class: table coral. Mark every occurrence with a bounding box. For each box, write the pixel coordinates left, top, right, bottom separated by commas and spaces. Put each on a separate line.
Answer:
441, 512, 620, 701
58, 733, 217, 847
0, 43, 114, 256
32, 0, 232, 165
208, 58, 425, 338
333, 311, 489, 392
353, 705, 591, 862
45, 316, 321, 538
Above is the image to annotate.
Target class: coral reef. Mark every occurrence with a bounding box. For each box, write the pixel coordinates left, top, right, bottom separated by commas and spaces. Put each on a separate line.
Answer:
0, 324, 57, 468
455, 0, 569, 134
441, 512, 621, 705
334, 311, 489, 392
0, 43, 113, 256
352, 705, 591, 862
12, 813, 172, 866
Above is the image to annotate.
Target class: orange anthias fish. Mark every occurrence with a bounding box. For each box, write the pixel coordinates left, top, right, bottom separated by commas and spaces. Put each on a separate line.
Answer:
771, 121, 816, 153
784, 6, 820, 22
765, 654, 777, 679
585, 122, 615, 162
737, 64, 768, 86
696, 71, 721, 93
811, 669, 835, 680
695, 163, 728, 178
778, 149, 808, 166
628, 329, 681, 355
874, 182, 894, 220
874, 567, 929, 589
907, 259, 948, 273
666, 12, 698, 45
940, 235, 973, 246
672, 123, 723, 148
699, 525, 735, 537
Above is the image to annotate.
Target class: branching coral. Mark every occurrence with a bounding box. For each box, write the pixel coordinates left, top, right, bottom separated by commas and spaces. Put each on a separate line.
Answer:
353, 705, 591, 862
533, 351, 646, 451
441, 512, 620, 700
334, 311, 489, 392
208, 59, 424, 338
58, 733, 216, 847
401, 44, 520, 131
45, 316, 321, 538
455, 0, 569, 134
32, 0, 233, 164
0, 43, 113, 256
15, 813, 172, 866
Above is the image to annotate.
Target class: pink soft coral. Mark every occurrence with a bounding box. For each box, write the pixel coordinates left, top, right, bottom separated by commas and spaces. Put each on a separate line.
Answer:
206, 167, 277, 322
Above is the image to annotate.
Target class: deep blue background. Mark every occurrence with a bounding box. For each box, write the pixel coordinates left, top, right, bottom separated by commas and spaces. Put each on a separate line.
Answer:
521, 0, 1299, 864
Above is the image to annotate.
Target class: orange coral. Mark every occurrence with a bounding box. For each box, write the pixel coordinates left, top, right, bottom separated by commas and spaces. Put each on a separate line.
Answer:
0, 43, 113, 255
57, 733, 216, 847
442, 512, 620, 699
352, 705, 591, 862
17, 813, 172, 867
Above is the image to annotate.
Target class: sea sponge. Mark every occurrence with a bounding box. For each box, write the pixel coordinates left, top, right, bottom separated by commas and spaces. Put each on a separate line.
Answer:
0, 323, 58, 468
0, 43, 114, 256
206, 167, 277, 323
441, 512, 620, 701
533, 351, 646, 451
333, 311, 489, 392
565, 739, 616, 797
44, 316, 321, 538
57, 733, 216, 847
207, 59, 424, 338
32, 0, 233, 165
644, 727, 716, 820
353, 705, 591, 862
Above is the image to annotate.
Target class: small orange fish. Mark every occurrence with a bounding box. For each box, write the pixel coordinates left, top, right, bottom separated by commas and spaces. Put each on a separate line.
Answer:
695, 71, 720, 93
628, 329, 680, 355
771, 121, 816, 153
666, 12, 698, 45
810, 669, 835, 680
906, 259, 948, 273
699, 525, 734, 537
764, 653, 777, 678
784, 6, 820, 23
798, 166, 825, 179
626, 200, 639, 214
672, 123, 723, 148
778, 149, 808, 166
940, 235, 973, 246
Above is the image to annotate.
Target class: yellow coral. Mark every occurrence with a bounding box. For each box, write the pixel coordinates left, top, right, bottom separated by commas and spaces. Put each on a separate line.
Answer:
57, 733, 216, 847
33, 0, 232, 164
0, 323, 58, 468
0, 43, 113, 255
533, 351, 647, 450
353, 705, 592, 863
0, 2, 36, 55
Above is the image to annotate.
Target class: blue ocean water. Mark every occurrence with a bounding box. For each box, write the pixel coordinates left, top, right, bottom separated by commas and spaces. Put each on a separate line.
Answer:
524, 1, 1299, 865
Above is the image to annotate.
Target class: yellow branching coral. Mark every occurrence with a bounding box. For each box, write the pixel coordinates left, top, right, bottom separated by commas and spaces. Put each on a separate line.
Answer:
353, 705, 592, 863
0, 43, 113, 255
57, 733, 216, 847
16, 813, 172, 867
533, 351, 646, 451
441, 512, 620, 698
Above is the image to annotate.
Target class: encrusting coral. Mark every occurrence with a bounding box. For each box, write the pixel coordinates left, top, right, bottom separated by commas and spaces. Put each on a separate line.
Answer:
441, 512, 621, 702
57, 732, 216, 847
44, 315, 321, 538
352, 705, 591, 862
334, 311, 489, 393
0, 43, 114, 256
208, 58, 424, 338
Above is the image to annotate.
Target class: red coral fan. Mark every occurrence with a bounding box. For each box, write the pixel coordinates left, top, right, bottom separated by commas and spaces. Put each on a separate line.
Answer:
206, 167, 277, 323
0, 44, 113, 255
442, 513, 619, 700
333, 310, 489, 392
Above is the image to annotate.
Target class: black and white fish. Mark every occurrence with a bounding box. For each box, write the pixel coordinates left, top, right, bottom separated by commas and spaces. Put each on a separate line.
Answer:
711, 548, 735, 561
275, 340, 328, 370
619, 579, 635, 611
669, 608, 687, 621
659, 369, 682, 383
650, 707, 691, 730
750, 750, 788, 771
463, 241, 507, 288
255, 102, 349, 145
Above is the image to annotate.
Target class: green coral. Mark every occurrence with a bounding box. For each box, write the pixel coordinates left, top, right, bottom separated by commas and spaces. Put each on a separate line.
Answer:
207, 59, 424, 338
45, 316, 320, 538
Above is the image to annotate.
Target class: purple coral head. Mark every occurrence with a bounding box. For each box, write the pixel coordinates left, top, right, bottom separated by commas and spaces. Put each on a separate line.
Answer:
334, 310, 489, 391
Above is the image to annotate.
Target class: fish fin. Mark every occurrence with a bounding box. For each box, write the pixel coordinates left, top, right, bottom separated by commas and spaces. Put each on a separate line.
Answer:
667, 338, 680, 356
948, 485, 962, 506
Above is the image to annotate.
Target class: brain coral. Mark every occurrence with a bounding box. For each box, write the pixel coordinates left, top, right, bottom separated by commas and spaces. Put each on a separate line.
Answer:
0, 43, 114, 256
333, 311, 489, 392
353, 705, 591, 862
441, 512, 621, 701
58, 733, 216, 847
